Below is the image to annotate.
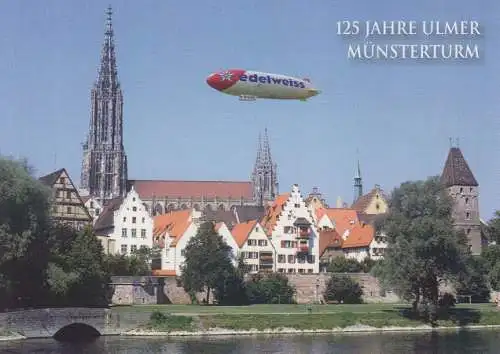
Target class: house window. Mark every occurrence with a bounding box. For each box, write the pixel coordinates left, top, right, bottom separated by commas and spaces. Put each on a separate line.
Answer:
133, 197, 136, 202
66, 191, 71, 199
278, 268, 285, 273
247, 239, 257, 246
131, 245, 138, 254
142, 217, 145, 223
250, 265, 258, 272
181, 249, 185, 256
90, 201, 94, 208
307, 269, 313, 273
66, 206, 72, 214
120, 245, 127, 254
288, 255, 296, 263
460, 187, 464, 193
131, 229, 137, 238
123, 217, 126, 222
95, 208, 100, 215
278, 255, 286, 263
258, 240, 267, 246
132, 207, 137, 212
141, 229, 146, 238
294, 203, 300, 208
122, 228, 127, 237
132, 217, 136, 223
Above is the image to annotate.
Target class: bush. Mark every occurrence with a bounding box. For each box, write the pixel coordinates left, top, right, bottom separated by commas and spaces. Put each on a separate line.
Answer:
324, 274, 363, 304
327, 257, 364, 273
148, 311, 193, 332
245, 273, 296, 304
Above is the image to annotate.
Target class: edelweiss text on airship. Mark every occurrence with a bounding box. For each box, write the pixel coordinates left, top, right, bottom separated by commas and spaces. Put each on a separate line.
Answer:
206, 69, 321, 101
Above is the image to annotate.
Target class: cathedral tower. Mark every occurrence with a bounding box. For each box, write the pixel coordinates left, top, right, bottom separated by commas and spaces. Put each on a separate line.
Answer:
440, 143, 482, 255
251, 129, 279, 206
80, 7, 128, 203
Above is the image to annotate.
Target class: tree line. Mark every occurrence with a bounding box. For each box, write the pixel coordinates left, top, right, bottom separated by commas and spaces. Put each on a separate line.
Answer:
2, 155, 500, 320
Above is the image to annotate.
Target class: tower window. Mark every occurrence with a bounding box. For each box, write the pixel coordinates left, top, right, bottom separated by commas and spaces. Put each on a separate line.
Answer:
460, 187, 463, 193
470, 188, 473, 192
465, 198, 469, 205
466, 212, 470, 219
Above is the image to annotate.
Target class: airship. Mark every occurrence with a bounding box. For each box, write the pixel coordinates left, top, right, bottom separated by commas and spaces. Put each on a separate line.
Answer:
206, 69, 321, 101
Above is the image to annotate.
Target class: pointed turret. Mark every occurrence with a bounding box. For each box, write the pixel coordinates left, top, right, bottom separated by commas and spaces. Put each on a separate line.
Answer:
440, 147, 478, 187
97, 6, 120, 92
251, 128, 279, 206
353, 157, 363, 204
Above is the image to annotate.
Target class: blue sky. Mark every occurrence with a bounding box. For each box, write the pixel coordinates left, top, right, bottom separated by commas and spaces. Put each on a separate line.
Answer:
0, 0, 498, 219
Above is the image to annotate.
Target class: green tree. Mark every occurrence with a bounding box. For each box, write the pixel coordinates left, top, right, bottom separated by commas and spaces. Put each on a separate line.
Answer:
179, 222, 234, 304
47, 225, 111, 307
485, 211, 500, 244
104, 246, 153, 276
374, 176, 469, 321
455, 256, 490, 303
0, 157, 52, 309
323, 274, 363, 304
327, 256, 364, 273
245, 273, 296, 304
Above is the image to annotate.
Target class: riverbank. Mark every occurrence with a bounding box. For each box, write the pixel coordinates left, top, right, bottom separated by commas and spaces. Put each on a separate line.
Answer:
125, 308, 500, 337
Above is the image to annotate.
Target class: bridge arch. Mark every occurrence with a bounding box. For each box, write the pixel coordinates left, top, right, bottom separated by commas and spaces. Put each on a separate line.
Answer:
53, 323, 101, 342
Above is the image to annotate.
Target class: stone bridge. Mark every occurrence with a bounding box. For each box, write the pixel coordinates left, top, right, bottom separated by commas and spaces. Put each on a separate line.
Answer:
0, 307, 151, 339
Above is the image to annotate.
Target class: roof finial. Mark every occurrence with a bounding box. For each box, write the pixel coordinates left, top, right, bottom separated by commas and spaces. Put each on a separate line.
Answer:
456, 137, 460, 147
449, 137, 453, 148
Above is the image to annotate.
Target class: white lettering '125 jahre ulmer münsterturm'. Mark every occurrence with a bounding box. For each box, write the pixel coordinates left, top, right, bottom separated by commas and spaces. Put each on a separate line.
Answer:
336, 20, 482, 60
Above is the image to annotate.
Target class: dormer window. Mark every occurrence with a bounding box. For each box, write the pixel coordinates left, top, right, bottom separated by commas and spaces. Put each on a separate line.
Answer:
132, 207, 137, 212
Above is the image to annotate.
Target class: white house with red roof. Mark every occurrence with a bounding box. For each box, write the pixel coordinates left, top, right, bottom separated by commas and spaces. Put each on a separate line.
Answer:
231, 220, 275, 273
261, 184, 320, 274
93, 187, 153, 255
152, 211, 239, 276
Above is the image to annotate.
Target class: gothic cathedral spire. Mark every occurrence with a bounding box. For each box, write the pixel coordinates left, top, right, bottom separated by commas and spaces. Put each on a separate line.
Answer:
80, 6, 128, 203
251, 128, 278, 206
353, 155, 363, 204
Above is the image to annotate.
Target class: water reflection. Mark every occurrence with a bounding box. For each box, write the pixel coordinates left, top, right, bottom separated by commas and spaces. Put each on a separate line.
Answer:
2, 330, 500, 353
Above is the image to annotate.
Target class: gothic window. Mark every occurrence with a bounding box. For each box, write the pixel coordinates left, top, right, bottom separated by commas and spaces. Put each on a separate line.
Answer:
104, 175, 112, 193
465, 198, 469, 205
167, 204, 176, 212
181, 204, 188, 209
193, 204, 201, 211
218, 204, 225, 211
105, 158, 112, 172
154, 204, 163, 215
460, 187, 464, 193
205, 204, 213, 212
466, 212, 471, 219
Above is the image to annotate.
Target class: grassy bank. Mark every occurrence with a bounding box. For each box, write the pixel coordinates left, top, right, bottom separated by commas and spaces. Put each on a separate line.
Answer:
136, 304, 500, 333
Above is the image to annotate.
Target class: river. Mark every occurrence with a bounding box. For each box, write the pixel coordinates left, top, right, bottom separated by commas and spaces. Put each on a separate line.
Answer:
1, 330, 500, 353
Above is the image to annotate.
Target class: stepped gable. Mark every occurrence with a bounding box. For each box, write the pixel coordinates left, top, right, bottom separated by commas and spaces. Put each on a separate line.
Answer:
260, 193, 290, 235
128, 180, 253, 199
440, 147, 478, 187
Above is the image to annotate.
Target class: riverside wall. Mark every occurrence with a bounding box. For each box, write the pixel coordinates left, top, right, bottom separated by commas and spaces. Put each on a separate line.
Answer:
110, 273, 403, 305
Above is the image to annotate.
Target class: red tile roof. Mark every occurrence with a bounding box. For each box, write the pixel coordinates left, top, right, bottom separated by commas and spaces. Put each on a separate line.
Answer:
153, 210, 192, 247
342, 223, 374, 249
260, 193, 290, 235
231, 220, 258, 247
319, 229, 342, 257
129, 180, 253, 199
319, 208, 359, 237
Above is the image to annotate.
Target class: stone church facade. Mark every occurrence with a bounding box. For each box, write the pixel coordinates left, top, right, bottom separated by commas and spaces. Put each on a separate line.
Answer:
80, 7, 278, 215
